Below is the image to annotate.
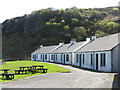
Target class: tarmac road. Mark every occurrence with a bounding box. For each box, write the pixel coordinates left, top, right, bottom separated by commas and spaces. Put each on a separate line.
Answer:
1, 62, 118, 88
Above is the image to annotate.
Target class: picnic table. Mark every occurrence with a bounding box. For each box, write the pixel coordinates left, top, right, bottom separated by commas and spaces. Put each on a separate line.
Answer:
0, 69, 15, 79
36, 68, 48, 73
0, 69, 10, 73
32, 65, 44, 69
2, 73, 15, 79
15, 70, 29, 74
19, 66, 32, 70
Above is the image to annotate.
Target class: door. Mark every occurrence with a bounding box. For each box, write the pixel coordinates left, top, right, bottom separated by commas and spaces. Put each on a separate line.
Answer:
63, 54, 65, 64
96, 54, 98, 70
79, 54, 81, 67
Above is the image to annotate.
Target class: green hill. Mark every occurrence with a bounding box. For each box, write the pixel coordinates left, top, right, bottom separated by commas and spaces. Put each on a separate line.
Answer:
2, 6, 120, 59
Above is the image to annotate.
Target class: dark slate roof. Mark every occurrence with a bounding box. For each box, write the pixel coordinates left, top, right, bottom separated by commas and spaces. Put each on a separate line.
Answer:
32, 45, 57, 54
53, 41, 85, 53
76, 33, 120, 52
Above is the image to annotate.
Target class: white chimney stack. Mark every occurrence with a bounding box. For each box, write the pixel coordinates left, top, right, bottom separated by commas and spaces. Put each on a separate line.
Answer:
91, 36, 96, 40
70, 38, 77, 44
86, 38, 90, 42
40, 45, 43, 48
59, 43, 64, 46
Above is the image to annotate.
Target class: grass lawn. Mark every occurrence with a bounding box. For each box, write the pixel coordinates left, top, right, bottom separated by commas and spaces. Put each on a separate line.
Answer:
0, 61, 70, 82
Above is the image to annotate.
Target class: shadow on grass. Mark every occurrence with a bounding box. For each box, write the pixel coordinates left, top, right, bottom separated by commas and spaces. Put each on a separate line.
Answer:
1, 77, 13, 80
112, 73, 120, 89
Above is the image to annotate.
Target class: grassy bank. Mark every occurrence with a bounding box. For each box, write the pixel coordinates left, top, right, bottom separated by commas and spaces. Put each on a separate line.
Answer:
0, 61, 70, 82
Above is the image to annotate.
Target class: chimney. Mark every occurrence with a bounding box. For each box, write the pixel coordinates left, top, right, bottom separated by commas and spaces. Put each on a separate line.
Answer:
59, 43, 64, 46
91, 36, 96, 41
40, 45, 43, 48
70, 38, 77, 44
86, 38, 90, 42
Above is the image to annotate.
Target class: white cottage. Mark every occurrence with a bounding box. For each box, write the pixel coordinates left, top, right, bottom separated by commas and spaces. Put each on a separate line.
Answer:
51, 38, 90, 65
75, 33, 120, 72
31, 45, 58, 62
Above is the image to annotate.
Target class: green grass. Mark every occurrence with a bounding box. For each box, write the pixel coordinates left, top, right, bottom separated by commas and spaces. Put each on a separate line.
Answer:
0, 61, 70, 82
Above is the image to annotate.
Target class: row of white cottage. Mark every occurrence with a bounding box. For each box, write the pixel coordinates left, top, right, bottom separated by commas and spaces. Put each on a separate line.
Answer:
31, 33, 120, 72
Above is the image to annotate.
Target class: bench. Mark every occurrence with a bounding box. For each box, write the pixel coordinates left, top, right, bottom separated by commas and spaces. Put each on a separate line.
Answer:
28, 69, 36, 74
36, 68, 48, 73
2, 73, 15, 79
15, 70, 29, 74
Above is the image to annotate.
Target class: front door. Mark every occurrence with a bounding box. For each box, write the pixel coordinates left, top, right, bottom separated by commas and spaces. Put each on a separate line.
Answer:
96, 54, 98, 70
63, 54, 65, 64
79, 54, 81, 67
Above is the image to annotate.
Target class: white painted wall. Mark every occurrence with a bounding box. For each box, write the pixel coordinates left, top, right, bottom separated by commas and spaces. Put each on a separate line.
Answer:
95, 51, 111, 72
74, 51, 112, 72
57, 54, 62, 63
81, 52, 94, 69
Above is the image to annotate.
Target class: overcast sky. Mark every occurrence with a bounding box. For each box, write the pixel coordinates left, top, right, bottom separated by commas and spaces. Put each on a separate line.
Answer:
0, 0, 119, 23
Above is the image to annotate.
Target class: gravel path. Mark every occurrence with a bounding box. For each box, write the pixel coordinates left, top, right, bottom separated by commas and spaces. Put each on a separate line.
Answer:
1, 62, 118, 88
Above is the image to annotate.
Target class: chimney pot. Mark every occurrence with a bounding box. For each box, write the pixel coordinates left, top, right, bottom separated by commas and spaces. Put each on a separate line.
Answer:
86, 38, 90, 42
91, 36, 96, 40
59, 43, 64, 46
70, 38, 76, 44
40, 45, 43, 48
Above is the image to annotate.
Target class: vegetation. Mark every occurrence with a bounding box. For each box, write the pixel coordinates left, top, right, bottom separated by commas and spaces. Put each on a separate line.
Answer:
2, 6, 120, 59
0, 61, 70, 82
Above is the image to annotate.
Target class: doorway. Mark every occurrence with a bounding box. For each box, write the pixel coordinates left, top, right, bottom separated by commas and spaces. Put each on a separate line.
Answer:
79, 54, 81, 67
96, 54, 99, 70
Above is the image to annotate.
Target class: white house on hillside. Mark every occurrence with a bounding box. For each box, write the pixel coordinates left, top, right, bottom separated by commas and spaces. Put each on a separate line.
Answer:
51, 38, 90, 65
31, 33, 120, 72
31, 45, 58, 61
75, 33, 120, 72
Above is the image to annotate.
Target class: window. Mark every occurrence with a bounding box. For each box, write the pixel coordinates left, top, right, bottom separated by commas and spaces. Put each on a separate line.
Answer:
36, 55, 38, 59
51, 54, 53, 60
41, 54, 42, 59
64, 54, 66, 61
101, 53, 106, 66
43, 55, 44, 61
33, 55, 35, 59
33, 55, 38, 59
66, 54, 69, 61
76, 54, 79, 63
45, 54, 47, 60
79, 54, 81, 66
53, 54, 55, 60
83, 54, 85, 64
56, 54, 57, 60
91, 54, 93, 65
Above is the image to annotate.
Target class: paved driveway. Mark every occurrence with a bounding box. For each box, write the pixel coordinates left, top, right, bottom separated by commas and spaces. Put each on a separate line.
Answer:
1, 63, 118, 88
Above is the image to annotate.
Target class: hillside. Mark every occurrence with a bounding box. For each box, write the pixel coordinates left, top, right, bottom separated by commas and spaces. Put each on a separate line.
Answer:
2, 6, 120, 59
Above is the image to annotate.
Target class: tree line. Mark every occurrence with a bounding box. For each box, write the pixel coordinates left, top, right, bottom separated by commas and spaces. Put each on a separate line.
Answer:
2, 6, 120, 59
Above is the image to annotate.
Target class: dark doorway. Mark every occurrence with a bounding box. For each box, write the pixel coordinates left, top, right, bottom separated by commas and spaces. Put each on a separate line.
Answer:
96, 54, 98, 70
63, 54, 65, 64
79, 54, 81, 67
43, 55, 44, 61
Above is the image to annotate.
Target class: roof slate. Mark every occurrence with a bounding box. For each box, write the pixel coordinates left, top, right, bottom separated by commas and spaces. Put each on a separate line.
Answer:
32, 45, 57, 54
53, 41, 85, 53
76, 33, 120, 52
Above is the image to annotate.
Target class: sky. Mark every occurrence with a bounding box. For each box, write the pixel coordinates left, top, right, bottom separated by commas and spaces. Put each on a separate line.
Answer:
0, 0, 119, 23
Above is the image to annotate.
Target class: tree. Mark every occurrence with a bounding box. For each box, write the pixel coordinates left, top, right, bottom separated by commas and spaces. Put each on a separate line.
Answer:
73, 27, 87, 41
71, 18, 78, 24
